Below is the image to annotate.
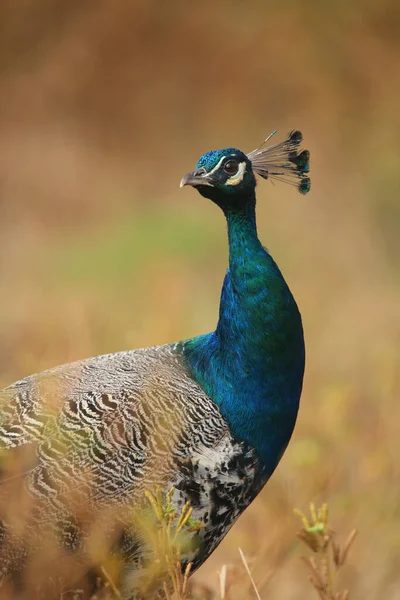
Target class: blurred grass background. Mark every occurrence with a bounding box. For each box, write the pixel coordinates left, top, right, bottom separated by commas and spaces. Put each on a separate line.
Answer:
0, 1, 399, 598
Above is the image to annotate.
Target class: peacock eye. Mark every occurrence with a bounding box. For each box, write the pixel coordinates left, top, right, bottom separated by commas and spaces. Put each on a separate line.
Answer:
224, 159, 239, 175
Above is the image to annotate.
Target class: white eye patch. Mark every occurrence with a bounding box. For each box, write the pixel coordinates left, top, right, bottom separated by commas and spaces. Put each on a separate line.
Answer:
207, 155, 226, 176
225, 161, 247, 186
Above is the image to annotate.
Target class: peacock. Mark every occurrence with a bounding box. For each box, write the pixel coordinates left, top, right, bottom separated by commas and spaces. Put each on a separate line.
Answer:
0, 130, 310, 599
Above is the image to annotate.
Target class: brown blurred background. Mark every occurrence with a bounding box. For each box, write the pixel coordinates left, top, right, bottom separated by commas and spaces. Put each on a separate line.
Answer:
0, 1, 399, 598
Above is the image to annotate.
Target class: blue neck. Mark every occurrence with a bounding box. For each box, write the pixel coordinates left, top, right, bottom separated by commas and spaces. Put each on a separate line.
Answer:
177, 192, 305, 474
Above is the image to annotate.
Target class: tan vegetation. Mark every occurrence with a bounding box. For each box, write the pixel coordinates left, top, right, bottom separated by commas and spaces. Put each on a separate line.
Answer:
0, 0, 399, 598
295, 503, 357, 600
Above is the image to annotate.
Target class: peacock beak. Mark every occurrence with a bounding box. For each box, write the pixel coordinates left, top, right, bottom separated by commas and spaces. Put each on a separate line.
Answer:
180, 168, 213, 188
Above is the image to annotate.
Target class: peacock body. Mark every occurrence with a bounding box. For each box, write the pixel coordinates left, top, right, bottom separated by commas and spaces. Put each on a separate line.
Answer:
0, 131, 310, 599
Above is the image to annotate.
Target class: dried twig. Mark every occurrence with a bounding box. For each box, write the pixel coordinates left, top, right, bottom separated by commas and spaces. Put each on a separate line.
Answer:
239, 547, 262, 600
219, 564, 227, 599
100, 566, 122, 600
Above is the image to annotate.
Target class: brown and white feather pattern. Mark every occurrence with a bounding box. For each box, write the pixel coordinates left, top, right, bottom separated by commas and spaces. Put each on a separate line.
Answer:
0, 344, 262, 599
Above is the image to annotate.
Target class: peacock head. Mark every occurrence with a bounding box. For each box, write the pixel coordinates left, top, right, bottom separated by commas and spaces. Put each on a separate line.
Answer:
180, 130, 311, 210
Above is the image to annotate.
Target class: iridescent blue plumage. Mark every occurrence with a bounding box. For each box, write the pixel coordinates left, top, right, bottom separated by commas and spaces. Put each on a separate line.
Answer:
196, 148, 239, 170
179, 136, 306, 474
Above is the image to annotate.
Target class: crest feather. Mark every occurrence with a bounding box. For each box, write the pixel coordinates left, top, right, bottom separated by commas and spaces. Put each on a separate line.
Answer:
247, 130, 311, 194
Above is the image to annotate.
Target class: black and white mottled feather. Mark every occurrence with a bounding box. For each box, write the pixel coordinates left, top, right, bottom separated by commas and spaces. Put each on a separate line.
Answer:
0, 345, 262, 599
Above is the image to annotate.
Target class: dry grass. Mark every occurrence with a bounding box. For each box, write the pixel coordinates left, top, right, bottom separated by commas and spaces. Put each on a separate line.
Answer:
139, 488, 197, 600
295, 504, 357, 600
